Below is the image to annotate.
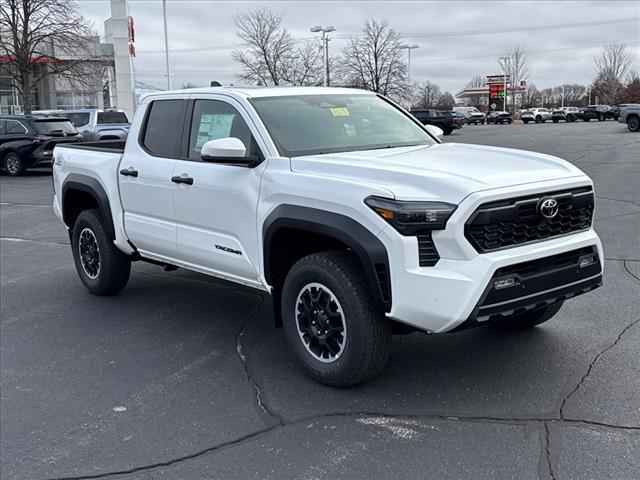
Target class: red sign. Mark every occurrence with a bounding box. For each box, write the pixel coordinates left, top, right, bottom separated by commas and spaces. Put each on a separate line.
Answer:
127, 16, 135, 43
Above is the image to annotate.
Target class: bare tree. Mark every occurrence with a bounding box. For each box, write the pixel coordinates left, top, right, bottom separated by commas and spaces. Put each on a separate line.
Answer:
280, 40, 323, 86
231, 8, 292, 85
498, 44, 530, 112
520, 83, 541, 109
0, 0, 106, 114
435, 91, 455, 110
231, 8, 323, 86
339, 19, 406, 97
465, 74, 487, 110
411, 80, 441, 109
592, 42, 634, 104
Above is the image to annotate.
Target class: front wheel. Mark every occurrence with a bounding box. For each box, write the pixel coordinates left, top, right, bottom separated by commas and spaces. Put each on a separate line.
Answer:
535, 116, 542, 124
584, 117, 590, 122
598, 114, 605, 121
523, 119, 530, 124
553, 119, 559, 123
281, 251, 391, 387
627, 116, 640, 132
492, 302, 563, 330
71, 209, 131, 295
3, 152, 24, 176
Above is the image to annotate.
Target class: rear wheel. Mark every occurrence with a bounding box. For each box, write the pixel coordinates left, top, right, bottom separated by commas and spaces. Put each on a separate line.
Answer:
492, 302, 563, 330
281, 251, 391, 387
553, 119, 559, 123
71, 209, 131, 295
3, 152, 24, 176
598, 113, 605, 121
535, 116, 542, 124
584, 117, 590, 122
523, 119, 529, 124
627, 115, 640, 132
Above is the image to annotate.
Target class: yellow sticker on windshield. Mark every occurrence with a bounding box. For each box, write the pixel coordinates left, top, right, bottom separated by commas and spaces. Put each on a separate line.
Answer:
330, 107, 350, 116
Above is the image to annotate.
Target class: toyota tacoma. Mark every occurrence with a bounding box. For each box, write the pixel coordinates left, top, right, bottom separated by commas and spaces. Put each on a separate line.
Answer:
52, 87, 603, 387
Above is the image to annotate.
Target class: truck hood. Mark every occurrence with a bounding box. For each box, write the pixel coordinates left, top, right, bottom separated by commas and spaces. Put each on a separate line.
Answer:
290, 143, 587, 203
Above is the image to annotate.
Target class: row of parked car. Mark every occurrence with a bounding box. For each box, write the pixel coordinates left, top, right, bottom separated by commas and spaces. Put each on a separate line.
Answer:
413, 104, 640, 134
0, 109, 130, 175
521, 104, 640, 131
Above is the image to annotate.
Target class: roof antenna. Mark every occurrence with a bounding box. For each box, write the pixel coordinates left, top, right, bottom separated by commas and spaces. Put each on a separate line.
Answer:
210, 81, 222, 87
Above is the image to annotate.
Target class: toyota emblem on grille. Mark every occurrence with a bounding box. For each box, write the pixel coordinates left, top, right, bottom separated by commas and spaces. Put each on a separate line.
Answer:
538, 197, 559, 220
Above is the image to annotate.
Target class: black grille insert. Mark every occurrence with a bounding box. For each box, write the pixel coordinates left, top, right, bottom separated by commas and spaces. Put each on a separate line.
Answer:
465, 187, 594, 252
417, 231, 439, 267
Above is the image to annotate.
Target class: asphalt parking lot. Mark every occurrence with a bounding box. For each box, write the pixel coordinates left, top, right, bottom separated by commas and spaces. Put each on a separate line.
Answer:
1, 121, 639, 480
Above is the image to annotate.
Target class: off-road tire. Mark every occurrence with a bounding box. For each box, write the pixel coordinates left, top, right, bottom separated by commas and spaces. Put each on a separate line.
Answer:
492, 302, 563, 330
71, 208, 131, 295
281, 251, 392, 387
3, 152, 24, 176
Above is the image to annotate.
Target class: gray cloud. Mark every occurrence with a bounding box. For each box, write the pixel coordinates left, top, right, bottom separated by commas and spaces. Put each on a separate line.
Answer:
79, 0, 640, 93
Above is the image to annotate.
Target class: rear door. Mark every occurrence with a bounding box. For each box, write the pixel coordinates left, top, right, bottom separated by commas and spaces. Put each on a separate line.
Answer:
119, 98, 186, 259
170, 95, 267, 287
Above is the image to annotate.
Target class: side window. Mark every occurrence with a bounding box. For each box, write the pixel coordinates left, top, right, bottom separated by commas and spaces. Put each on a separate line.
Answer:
188, 99, 259, 160
142, 100, 184, 157
5, 120, 28, 134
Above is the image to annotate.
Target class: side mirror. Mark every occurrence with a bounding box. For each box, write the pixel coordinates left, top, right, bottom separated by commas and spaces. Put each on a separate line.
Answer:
425, 124, 444, 142
200, 137, 259, 167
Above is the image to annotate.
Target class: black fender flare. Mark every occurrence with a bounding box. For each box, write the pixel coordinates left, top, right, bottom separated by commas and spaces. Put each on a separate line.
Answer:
62, 174, 115, 240
263, 205, 391, 313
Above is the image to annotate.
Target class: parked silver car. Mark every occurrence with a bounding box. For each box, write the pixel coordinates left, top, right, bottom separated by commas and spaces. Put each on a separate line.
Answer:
33, 109, 130, 142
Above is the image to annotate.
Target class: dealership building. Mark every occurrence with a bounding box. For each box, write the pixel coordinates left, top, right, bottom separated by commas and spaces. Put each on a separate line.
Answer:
0, 0, 135, 118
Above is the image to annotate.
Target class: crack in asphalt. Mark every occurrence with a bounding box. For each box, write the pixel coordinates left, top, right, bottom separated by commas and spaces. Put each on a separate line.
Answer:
42, 413, 639, 480
624, 260, 640, 283
559, 317, 640, 420
235, 295, 285, 427
543, 422, 557, 480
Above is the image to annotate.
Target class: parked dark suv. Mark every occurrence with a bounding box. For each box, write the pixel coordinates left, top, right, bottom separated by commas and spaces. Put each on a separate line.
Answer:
582, 105, 618, 122
410, 109, 455, 135
0, 116, 81, 176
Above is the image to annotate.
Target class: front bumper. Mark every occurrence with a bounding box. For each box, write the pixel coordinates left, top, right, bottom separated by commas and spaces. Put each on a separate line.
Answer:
380, 179, 603, 333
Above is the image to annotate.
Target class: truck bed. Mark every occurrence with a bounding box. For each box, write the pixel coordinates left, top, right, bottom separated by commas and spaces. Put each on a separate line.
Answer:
56, 140, 126, 153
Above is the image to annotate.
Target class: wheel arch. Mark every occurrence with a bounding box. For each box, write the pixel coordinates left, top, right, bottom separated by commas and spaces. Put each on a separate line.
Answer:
263, 205, 392, 325
62, 174, 115, 240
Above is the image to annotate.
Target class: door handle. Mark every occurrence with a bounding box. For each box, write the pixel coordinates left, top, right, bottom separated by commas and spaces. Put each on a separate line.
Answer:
119, 167, 138, 177
171, 175, 194, 185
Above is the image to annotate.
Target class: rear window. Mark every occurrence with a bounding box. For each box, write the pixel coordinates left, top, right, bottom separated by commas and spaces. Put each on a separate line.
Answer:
34, 120, 76, 134
97, 111, 129, 124
142, 100, 184, 157
65, 113, 91, 127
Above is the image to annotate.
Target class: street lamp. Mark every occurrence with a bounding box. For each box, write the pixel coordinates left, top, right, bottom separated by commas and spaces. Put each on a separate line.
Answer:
162, 0, 172, 90
399, 44, 419, 85
310, 25, 336, 87
499, 56, 510, 112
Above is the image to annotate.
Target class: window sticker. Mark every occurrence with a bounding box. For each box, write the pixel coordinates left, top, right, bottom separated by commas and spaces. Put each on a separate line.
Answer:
330, 107, 350, 117
195, 114, 234, 149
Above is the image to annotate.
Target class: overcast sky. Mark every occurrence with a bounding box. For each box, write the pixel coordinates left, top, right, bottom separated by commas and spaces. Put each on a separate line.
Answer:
78, 0, 640, 93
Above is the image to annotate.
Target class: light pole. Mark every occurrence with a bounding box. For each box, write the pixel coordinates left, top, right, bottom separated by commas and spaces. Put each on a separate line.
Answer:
162, 0, 172, 90
499, 56, 509, 112
399, 44, 419, 85
310, 26, 336, 87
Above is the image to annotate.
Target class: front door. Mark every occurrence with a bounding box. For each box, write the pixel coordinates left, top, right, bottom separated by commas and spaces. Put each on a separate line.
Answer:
171, 97, 267, 287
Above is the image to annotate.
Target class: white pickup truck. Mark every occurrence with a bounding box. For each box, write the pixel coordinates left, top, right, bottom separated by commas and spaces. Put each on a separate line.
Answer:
53, 86, 603, 387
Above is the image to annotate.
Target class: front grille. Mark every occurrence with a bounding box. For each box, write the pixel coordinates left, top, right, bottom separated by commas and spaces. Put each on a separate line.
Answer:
417, 231, 439, 266
465, 187, 594, 252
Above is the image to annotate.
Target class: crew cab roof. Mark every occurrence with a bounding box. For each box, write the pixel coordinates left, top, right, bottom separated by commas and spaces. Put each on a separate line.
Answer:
140, 86, 375, 102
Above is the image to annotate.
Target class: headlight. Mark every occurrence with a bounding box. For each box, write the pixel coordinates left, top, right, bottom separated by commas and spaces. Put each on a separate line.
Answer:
365, 196, 456, 235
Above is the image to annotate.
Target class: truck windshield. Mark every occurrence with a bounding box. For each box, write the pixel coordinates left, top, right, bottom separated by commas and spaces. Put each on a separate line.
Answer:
97, 111, 129, 124
251, 94, 436, 157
